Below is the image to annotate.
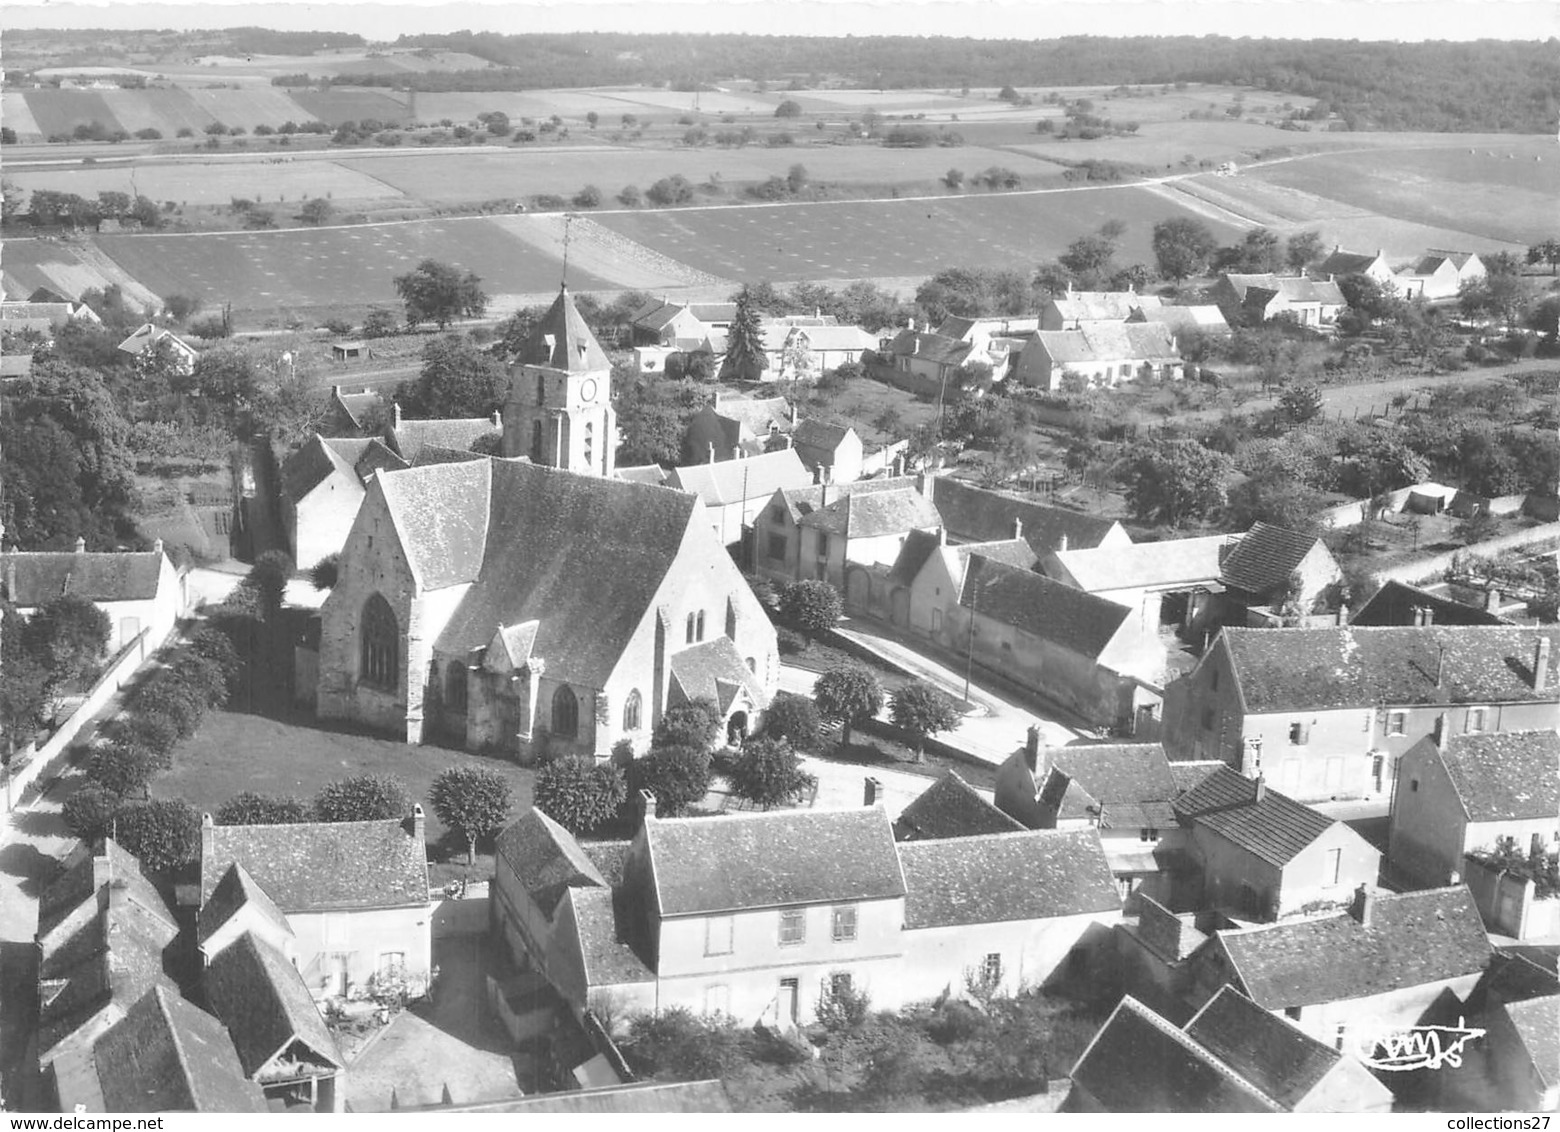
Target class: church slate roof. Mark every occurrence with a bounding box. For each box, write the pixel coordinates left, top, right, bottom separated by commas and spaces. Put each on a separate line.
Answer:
385, 417, 497, 463
668, 636, 765, 714
514, 286, 612, 373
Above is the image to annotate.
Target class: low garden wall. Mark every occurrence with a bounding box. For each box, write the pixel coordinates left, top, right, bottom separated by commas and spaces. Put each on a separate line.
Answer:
1463, 855, 1559, 941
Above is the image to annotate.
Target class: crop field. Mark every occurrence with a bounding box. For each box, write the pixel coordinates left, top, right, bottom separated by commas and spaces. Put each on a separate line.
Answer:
0, 92, 43, 138
1248, 142, 1559, 246
21, 89, 121, 137
186, 87, 311, 131
94, 217, 615, 316
1008, 120, 1319, 169
7, 159, 408, 209
1, 239, 161, 310
100, 88, 215, 135
287, 88, 411, 126
590, 186, 1243, 285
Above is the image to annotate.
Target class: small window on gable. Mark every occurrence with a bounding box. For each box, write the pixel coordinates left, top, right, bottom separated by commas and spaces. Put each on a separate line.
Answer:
1410, 778, 1419, 792
1289, 721, 1309, 745
1386, 711, 1407, 737
1467, 706, 1487, 733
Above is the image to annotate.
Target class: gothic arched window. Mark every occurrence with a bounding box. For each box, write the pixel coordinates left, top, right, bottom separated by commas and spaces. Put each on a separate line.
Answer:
360, 594, 398, 690
623, 689, 643, 732
552, 684, 579, 738
530, 419, 543, 462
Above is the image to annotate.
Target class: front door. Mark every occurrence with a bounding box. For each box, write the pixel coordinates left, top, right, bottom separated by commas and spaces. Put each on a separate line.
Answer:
778, 977, 800, 1027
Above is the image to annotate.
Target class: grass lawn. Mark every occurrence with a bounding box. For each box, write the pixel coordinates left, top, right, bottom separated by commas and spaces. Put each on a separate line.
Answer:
156, 704, 535, 885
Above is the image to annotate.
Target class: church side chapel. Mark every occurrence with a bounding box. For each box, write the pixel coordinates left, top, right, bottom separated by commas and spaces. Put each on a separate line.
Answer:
315, 287, 778, 761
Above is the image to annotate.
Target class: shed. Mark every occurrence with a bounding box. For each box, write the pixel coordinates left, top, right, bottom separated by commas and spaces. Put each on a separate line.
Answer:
330, 342, 370, 362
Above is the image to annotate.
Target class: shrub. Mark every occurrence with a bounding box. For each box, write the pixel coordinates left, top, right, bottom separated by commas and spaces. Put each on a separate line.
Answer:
774, 99, 802, 119
624, 1008, 749, 1079
62, 783, 122, 842
651, 697, 723, 754
813, 663, 885, 748
944, 167, 965, 189
310, 553, 341, 590
727, 737, 813, 810
185, 629, 242, 697
216, 791, 310, 825
618, 184, 643, 207
763, 692, 822, 752
776, 626, 809, 656
361, 308, 398, 338
429, 766, 514, 863
573, 184, 603, 209
87, 742, 158, 799
313, 774, 413, 822
815, 974, 872, 1034
888, 680, 962, 759
628, 745, 712, 818
534, 756, 627, 834
189, 316, 229, 340
779, 579, 843, 636
114, 798, 201, 874
646, 175, 694, 207
130, 673, 208, 739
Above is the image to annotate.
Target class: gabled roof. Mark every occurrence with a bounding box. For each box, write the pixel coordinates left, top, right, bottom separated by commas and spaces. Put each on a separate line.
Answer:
90, 986, 268, 1112
281, 434, 408, 502
781, 324, 877, 352
1168, 760, 1226, 795
384, 416, 496, 463
1172, 767, 1341, 867
644, 808, 905, 916
496, 809, 608, 916
200, 815, 429, 914
1047, 291, 1162, 324
1425, 249, 1482, 272
894, 770, 1026, 841
668, 447, 812, 507
887, 528, 943, 586
204, 931, 342, 1079
1048, 534, 1231, 593
1028, 322, 1179, 366
799, 487, 940, 538
2, 550, 167, 607
1218, 522, 1327, 596
899, 828, 1120, 929
928, 476, 1122, 554
631, 299, 736, 331
116, 323, 194, 358
1222, 625, 1560, 713
1070, 996, 1282, 1112
564, 886, 655, 987
329, 387, 382, 431
1316, 248, 1385, 276
882, 328, 972, 368
1432, 730, 1560, 822
437, 1079, 731, 1113
668, 635, 765, 715
772, 474, 917, 524
1502, 995, 1560, 1091
1131, 304, 1230, 333
196, 862, 292, 950
514, 286, 612, 373
792, 418, 854, 453
705, 395, 792, 441
1214, 886, 1492, 1009
1222, 274, 1345, 306
1351, 580, 1511, 627
616, 464, 670, 487
37, 840, 173, 944
962, 555, 1133, 660
1050, 743, 1182, 827
1183, 986, 1345, 1109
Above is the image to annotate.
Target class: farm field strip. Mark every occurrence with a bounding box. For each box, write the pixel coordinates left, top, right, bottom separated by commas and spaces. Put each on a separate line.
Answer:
186, 87, 312, 131
6, 160, 409, 209
21, 89, 123, 137
287, 88, 411, 126
489, 213, 730, 290
1, 92, 44, 139
1, 238, 162, 311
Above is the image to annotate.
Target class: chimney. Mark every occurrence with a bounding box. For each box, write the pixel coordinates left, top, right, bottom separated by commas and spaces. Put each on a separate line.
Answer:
820, 465, 831, 486
1024, 725, 1045, 776
92, 846, 114, 889
1012, 517, 1024, 541
200, 812, 216, 872
409, 803, 425, 843
731, 447, 742, 461
152, 537, 164, 557
392, 401, 403, 429
1350, 883, 1375, 928
1485, 587, 1502, 614
790, 402, 799, 428
1253, 773, 1266, 803
937, 526, 947, 546
491, 410, 502, 429
1534, 636, 1551, 692
1434, 711, 1450, 749
916, 470, 932, 497
1336, 603, 1349, 626
864, 777, 882, 807
1057, 533, 1068, 554
819, 481, 830, 509
74, 536, 86, 554
708, 442, 716, 464
638, 789, 658, 822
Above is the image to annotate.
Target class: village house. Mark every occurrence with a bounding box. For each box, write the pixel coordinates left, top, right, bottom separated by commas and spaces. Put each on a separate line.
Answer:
1183, 885, 1492, 1054
682, 391, 795, 464
790, 419, 865, 484
798, 485, 943, 604
1315, 246, 1396, 286
755, 474, 918, 586
1388, 730, 1560, 889
928, 475, 1131, 556
1396, 250, 1487, 302
1214, 273, 1346, 328
875, 323, 999, 392
888, 528, 1035, 642
316, 457, 777, 757
1011, 322, 1183, 391
1067, 988, 1393, 1112
666, 446, 814, 547
1420, 955, 1560, 1113
115, 322, 198, 374
1040, 289, 1159, 330
279, 434, 408, 573
1128, 302, 1232, 339
1043, 533, 1232, 641
629, 298, 736, 346
1, 299, 103, 347
767, 322, 879, 379
1217, 522, 1345, 624
2, 541, 186, 653
1171, 767, 1382, 921
493, 796, 1121, 1029
1351, 579, 1512, 627
197, 809, 433, 1002
323, 385, 385, 436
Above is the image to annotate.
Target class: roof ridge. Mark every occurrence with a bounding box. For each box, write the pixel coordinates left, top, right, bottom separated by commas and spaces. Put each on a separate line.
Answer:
1113, 997, 1286, 1111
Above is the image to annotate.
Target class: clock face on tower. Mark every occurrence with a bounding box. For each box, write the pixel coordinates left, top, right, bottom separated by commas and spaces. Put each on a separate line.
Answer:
579, 379, 597, 403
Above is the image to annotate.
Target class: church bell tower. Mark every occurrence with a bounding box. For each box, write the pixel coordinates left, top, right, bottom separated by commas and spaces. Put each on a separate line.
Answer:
501, 285, 616, 477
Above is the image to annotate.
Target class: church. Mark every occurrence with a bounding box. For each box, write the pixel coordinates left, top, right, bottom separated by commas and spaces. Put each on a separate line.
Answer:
315, 287, 778, 760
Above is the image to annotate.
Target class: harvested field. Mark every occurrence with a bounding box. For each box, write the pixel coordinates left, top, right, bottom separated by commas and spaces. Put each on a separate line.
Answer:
287, 87, 411, 126
0, 238, 160, 310
99, 88, 216, 136
185, 87, 312, 131
1, 92, 44, 140
1007, 119, 1314, 169
7, 159, 407, 209
21, 89, 123, 137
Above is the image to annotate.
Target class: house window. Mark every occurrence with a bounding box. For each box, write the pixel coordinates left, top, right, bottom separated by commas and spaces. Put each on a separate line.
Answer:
1119, 363, 1131, 379
360, 594, 398, 690
1385, 710, 1406, 736
1323, 847, 1342, 887
696, 610, 706, 641
445, 662, 467, 711
705, 916, 734, 956
686, 613, 697, 644
831, 905, 858, 942
536, 373, 546, 405
1285, 1006, 1302, 1021
622, 689, 643, 732
767, 533, 787, 561
1334, 1023, 1348, 1052
1289, 721, 1309, 745
829, 972, 854, 998
982, 953, 1003, 985
1467, 707, 1488, 733
1210, 669, 1219, 692
704, 984, 730, 1016
551, 684, 579, 738
376, 951, 405, 976
1410, 778, 1419, 792
1140, 828, 1160, 843
726, 599, 737, 640
778, 908, 806, 946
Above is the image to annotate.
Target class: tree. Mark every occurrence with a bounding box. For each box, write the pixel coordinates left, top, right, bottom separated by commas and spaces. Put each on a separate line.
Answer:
216, 792, 310, 825
763, 692, 823, 752
889, 680, 962, 760
1216, 227, 1283, 273
534, 756, 626, 834
1058, 228, 1120, 289
944, 167, 965, 190
727, 737, 812, 810
652, 697, 723, 753
813, 663, 885, 748
115, 798, 201, 874
393, 258, 488, 330
786, 163, 809, 193
646, 175, 695, 206
1337, 273, 1402, 322
573, 184, 603, 208
779, 579, 843, 636
23, 594, 111, 693
248, 550, 294, 622
394, 334, 508, 420
1527, 238, 1560, 276
362, 308, 398, 339
1224, 472, 1326, 532
0, 606, 49, 760
719, 287, 769, 382
618, 184, 643, 207
310, 553, 341, 590
1120, 439, 1235, 527
774, 99, 802, 118
298, 197, 334, 226
1285, 230, 1326, 273
628, 745, 712, 818
1277, 381, 1324, 424
1151, 217, 1218, 282
62, 783, 122, 843
87, 742, 158, 799
429, 766, 514, 864
314, 774, 413, 822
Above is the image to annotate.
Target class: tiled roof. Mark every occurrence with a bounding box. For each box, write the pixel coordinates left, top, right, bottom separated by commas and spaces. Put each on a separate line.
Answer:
775, 474, 918, 523
1216, 886, 1492, 1009
800, 487, 940, 539
2, 300, 79, 325
409, 443, 487, 468
1051, 742, 1181, 814
581, 840, 631, 885
201, 816, 429, 913
283, 434, 405, 502
1223, 625, 1560, 712
883, 328, 972, 368
710, 396, 792, 440
204, 932, 342, 1078
422, 461, 702, 687
1350, 580, 1511, 627
1028, 322, 1179, 366
116, 323, 194, 358
1427, 249, 1480, 271
900, 828, 1119, 928
930, 476, 1121, 554
37, 840, 172, 944
196, 862, 292, 949
1218, 522, 1325, 596
1223, 274, 1346, 306
962, 555, 1132, 660
1183, 985, 1342, 1109
1172, 767, 1339, 866
1435, 730, 1560, 822
330, 387, 383, 430
887, 528, 942, 586
1048, 291, 1163, 324
2, 550, 166, 606
91, 986, 267, 1112
668, 446, 813, 507
668, 636, 765, 715
513, 286, 611, 373
783, 324, 877, 352
792, 418, 853, 454
894, 770, 1025, 841
441, 1080, 732, 1113
495, 809, 609, 916
565, 886, 655, 986
952, 538, 1040, 571
616, 464, 670, 486
1133, 304, 1230, 333
1316, 249, 1382, 276
385, 416, 496, 462
1047, 534, 1230, 593
645, 808, 905, 916
1070, 996, 1282, 1112
1504, 995, 1559, 1090
1168, 760, 1226, 795
1471, 953, 1560, 1013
